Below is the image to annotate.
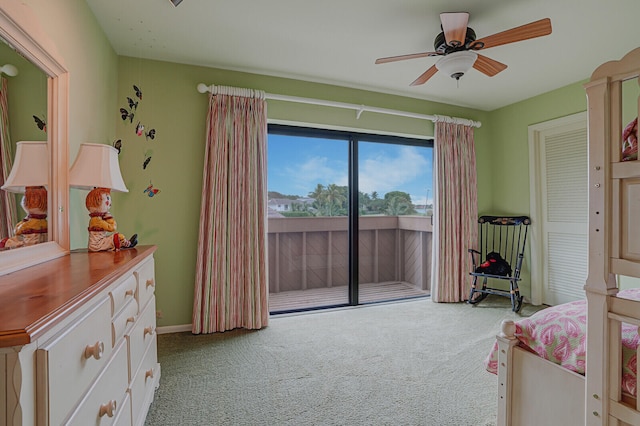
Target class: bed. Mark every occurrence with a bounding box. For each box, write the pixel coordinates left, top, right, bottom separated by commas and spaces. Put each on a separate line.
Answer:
487, 289, 639, 424
490, 46, 640, 426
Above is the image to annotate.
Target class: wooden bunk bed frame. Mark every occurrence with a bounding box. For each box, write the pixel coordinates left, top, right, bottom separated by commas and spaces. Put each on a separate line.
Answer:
496, 46, 640, 426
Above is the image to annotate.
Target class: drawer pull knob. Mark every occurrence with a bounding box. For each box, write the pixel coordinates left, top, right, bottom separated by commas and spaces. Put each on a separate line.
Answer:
125, 289, 134, 297
144, 326, 155, 337
126, 316, 135, 324
145, 368, 154, 380
99, 400, 117, 418
146, 278, 155, 289
84, 341, 104, 360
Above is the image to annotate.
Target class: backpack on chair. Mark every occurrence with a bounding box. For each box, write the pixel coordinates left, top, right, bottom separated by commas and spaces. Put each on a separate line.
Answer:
475, 251, 512, 276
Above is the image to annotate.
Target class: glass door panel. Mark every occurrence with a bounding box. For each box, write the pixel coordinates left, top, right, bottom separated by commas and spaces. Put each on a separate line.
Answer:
357, 141, 433, 304
267, 132, 350, 313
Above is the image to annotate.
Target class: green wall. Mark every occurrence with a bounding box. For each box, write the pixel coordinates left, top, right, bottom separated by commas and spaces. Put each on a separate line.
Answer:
112, 56, 493, 327
0, 42, 47, 144
487, 82, 588, 213
485, 81, 590, 297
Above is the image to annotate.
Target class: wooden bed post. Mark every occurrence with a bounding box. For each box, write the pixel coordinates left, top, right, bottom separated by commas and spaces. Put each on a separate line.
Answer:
496, 319, 518, 426
584, 76, 617, 425
584, 47, 640, 425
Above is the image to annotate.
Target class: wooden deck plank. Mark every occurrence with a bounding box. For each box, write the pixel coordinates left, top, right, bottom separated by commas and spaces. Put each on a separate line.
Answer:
269, 281, 430, 312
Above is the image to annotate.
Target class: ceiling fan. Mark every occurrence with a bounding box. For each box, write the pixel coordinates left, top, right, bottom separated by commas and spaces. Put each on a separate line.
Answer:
375, 12, 552, 86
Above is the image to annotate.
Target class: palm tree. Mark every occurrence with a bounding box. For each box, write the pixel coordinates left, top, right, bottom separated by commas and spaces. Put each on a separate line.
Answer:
309, 184, 327, 214
325, 183, 346, 216
309, 183, 325, 200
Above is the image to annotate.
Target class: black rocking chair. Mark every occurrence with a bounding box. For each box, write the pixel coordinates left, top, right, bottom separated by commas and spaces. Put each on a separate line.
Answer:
467, 215, 531, 312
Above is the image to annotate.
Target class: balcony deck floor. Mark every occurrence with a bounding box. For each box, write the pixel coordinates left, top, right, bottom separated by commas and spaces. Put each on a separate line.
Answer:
269, 281, 430, 313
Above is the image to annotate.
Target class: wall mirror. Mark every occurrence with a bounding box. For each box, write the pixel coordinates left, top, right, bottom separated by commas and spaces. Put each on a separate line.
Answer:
0, 1, 68, 276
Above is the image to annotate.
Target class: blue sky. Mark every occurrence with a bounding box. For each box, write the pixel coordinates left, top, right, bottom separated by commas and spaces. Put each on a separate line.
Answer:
268, 134, 433, 205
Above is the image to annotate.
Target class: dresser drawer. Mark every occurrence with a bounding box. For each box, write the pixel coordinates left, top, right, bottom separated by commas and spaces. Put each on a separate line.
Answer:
113, 390, 132, 426
127, 295, 156, 380
112, 297, 138, 348
64, 340, 129, 426
134, 258, 155, 310
130, 334, 159, 426
109, 274, 137, 317
37, 298, 112, 425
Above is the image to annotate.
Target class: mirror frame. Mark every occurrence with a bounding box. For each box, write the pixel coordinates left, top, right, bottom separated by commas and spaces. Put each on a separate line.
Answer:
0, 1, 69, 275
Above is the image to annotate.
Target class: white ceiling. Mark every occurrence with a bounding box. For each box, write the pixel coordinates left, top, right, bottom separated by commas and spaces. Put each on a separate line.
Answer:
86, 0, 640, 111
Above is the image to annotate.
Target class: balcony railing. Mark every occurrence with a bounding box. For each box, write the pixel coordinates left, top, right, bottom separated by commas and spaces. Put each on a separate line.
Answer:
268, 215, 433, 310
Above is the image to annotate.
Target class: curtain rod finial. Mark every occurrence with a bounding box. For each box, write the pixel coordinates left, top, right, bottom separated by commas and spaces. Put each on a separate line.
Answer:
0, 64, 18, 77
197, 83, 211, 94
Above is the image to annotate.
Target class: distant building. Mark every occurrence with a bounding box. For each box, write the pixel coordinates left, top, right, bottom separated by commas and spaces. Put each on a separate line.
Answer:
268, 198, 294, 212
268, 198, 315, 212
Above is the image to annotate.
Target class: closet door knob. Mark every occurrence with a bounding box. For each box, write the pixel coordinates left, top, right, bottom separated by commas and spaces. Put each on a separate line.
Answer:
99, 400, 117, 418
84, 341, 104, 360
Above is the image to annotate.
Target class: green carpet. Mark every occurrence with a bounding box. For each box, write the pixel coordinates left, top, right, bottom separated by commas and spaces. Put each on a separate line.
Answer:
145, 296, 544, 426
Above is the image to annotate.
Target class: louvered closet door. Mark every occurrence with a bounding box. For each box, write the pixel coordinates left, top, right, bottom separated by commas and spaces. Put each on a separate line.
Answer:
538, 120, 588, 305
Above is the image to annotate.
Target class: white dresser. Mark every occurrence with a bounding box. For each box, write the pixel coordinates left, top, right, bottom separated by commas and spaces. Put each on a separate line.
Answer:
0, 245, 160, 426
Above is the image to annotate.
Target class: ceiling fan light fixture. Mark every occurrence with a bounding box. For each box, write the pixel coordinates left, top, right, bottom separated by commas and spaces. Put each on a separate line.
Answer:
436, 51, 478, 80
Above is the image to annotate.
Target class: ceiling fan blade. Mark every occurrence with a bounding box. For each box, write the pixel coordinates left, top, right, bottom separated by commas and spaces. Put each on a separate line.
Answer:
375, 51, 439, 64
410, 65, 438, 86
440, 12, 469, 47
473, 54, 508, 77
473, 18, 552, 50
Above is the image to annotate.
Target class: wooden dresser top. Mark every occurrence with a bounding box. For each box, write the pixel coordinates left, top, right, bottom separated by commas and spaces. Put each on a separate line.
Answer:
0, 245, 157, 348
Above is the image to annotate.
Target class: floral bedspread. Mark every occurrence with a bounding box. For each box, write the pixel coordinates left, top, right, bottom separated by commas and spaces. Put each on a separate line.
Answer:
485, 288, 640, 397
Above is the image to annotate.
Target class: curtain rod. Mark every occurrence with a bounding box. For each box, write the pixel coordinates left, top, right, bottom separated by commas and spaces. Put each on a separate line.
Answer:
196, 83, 481, 128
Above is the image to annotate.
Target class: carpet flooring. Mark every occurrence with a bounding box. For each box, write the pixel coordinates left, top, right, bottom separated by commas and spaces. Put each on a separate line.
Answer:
144, 296, 545, 426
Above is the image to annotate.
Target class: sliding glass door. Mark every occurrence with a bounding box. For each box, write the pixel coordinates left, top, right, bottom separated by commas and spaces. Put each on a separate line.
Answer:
267, 125, 433, 313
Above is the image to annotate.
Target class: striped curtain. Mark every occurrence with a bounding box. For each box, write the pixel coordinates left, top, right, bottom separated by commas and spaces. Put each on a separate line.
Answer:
192, 86, 269, 333
431, 119, 478, 302
0, 77, 17, 239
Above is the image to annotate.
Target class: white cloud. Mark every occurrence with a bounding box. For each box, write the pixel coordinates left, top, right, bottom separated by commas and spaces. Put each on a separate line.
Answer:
358, 146, 430, 194
283, 156, 348, 194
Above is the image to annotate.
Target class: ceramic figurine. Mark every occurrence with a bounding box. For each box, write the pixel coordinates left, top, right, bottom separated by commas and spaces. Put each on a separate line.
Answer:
85, 187, 137, 251
0, 185, 48, 249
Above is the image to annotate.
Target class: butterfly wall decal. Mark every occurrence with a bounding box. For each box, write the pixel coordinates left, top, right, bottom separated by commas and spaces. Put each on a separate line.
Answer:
133, 84, 142, 100
33, 115, 46, 132
127, 97, 138, 110
135, 121, 144, 136
113, 139, 122, 154
144, 183, 160, 197
145, 129, 156, 140
143, 149, 154, 169
120, 108, 134, 123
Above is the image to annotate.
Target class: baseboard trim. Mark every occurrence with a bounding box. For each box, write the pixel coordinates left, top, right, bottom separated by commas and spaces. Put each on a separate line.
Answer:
157, 324, 192, 334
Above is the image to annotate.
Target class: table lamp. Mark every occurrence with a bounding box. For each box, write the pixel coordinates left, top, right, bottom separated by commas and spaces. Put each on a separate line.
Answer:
69, 143, 137, 251
1, 141, 49, 248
